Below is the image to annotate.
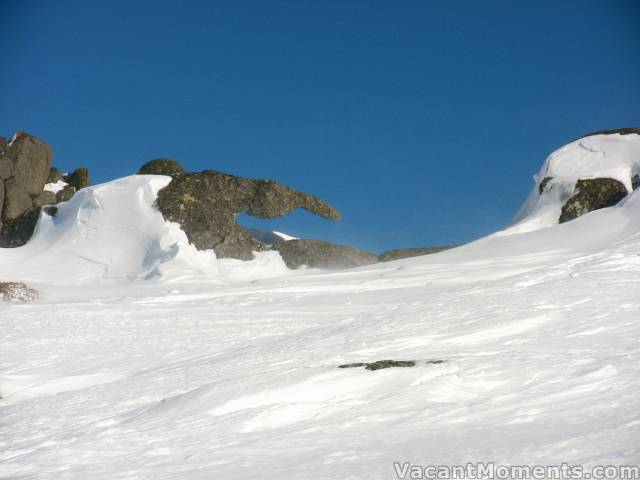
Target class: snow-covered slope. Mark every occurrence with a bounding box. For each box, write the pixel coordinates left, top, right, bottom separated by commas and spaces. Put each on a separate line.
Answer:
2, 138, 640, 479
511, 132, 640, 233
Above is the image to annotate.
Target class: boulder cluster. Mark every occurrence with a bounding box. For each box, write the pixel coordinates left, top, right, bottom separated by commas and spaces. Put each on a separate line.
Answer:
0, 132, 91, 247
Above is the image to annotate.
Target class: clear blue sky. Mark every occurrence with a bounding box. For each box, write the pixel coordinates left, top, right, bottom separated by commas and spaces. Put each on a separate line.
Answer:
2, 1, 639, 252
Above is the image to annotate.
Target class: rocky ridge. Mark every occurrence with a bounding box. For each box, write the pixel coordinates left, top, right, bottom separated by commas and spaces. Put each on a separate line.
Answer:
8, 128, 637, 270
140, 159, 342, 261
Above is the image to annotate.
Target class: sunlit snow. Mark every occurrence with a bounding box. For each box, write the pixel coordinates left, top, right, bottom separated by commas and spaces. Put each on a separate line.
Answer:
1, 134, 640, 478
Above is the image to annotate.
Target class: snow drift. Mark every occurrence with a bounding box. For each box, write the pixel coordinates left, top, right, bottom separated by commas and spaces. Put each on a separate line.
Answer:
510, 132, 640, 234
0, 175, 219, 283
0, 175, 288, 285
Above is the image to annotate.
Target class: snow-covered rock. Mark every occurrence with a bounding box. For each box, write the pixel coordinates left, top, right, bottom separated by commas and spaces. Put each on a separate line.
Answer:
510, 132, 640, 233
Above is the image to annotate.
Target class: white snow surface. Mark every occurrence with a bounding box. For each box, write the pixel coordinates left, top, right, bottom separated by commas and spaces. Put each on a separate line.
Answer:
510, 133, 640, 234
2, 152, 640, 478
43, 179, 68, 194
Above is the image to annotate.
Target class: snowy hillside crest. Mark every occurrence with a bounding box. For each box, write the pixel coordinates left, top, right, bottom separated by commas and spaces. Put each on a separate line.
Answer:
510, 130, 640, 234
1, 128, 639, 286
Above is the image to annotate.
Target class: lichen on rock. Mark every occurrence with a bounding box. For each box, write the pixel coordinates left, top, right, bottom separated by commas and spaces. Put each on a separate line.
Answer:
559, 178, 628, 224
152, 167, 342, 260
138, 158, 185, 176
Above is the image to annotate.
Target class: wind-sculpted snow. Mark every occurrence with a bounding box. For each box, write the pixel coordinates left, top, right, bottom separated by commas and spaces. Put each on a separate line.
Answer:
511, 132, 640, 233
0, 175, 288, 285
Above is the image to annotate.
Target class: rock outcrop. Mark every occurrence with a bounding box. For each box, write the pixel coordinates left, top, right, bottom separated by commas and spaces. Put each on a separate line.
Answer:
273, 239, 378, 269
378, 246, 453, 262
151, 167, 341, 260
138, 158, 185, 176
0, 132, 52, 246
559, 178, 628, 224
47, 167, 63, 183
530, 128, 640, 225
1, 132, 91, 247
64, 167, 91, 190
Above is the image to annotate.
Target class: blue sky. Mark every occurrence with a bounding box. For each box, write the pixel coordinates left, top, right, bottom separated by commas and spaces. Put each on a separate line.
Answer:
2, 0, 639, 252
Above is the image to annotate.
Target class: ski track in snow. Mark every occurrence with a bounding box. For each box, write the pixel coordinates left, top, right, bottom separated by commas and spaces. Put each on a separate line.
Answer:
2, 134, 640, 478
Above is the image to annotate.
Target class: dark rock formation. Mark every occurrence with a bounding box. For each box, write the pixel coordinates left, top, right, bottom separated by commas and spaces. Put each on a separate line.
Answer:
56, 185, 76, 203
32, 190, 56, 208
0, 208, 42, 247
154, 168, 341, 260
7, 132, 52, 195
559, 178, 628, 224
582, 127, 640, 138
64, 167, 91, 190
3, 178, 33, 220
538, 176, 554, 194
339, 360, 417, 370
1, 131, 88, 247
632, 175, 640, 191
139, 158, 185, 176
0, 132, 52, 245
47, 167, 63, 183
379, 246, 453, 262
43, 205, 58, 217
273, 239, 377, 269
